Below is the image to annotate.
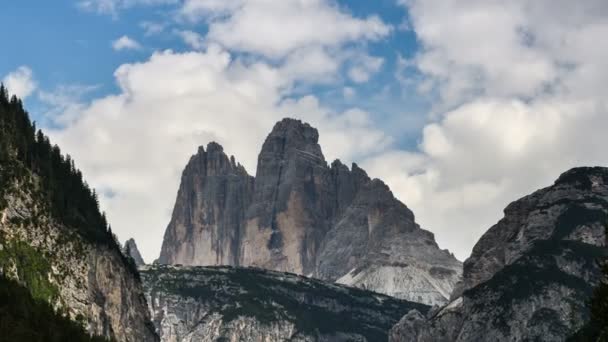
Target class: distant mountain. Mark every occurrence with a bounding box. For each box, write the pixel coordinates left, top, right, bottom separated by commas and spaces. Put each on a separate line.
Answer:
158, 118, 462, 305
390, 167, 608, 341
141, 265, 429, 341
124, 238, 146, 267
0, 85, 158, 341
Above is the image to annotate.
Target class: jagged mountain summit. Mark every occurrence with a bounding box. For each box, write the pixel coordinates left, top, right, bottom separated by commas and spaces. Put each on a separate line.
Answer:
390, 167, 608, 341
141, 265, 429, 342
124, 238, 146, 267
158, 118, 462, 305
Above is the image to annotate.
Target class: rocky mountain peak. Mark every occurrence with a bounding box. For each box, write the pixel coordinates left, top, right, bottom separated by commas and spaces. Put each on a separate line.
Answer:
160, 118, 462, 305
391, 166, 608, 341
124, 238, 145, 267
554, 166, 608, 189
158, 143, 254, 266
268, 117, 320, 144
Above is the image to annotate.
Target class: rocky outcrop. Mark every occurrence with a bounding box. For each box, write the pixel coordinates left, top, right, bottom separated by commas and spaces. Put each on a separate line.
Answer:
0, 173, 157, 342
124, 238, 145, 267
390, 167, 608, 341
158, 142, 254, 266
141, 265, 429, 342
158, 118, 462, 305
241, 119, 334, 275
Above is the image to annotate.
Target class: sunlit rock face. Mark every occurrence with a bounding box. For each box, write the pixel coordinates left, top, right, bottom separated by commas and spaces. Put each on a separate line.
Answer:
158, 118, 462, 305
141, 265, 430, 342
390, 167, 608, 342
158, 142, 254, 266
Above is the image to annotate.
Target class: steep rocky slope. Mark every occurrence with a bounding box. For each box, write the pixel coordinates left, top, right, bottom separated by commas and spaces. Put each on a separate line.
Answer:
141, 265, 429, 342
0, 87, 157, 341
158, 118, 461, 305
390, 167, 608, 341
0, 166, 158, 342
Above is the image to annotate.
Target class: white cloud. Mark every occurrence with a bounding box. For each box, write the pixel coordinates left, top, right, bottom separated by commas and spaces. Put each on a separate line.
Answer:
48, 46, 390, 262
348, 54, 384, 83
176, 30, 206, 50
2, 66, 37, 100
368, 0, 608, 260
180, 0, 392, 59
38, 84, 100, 126
112, 35, 142, 51
78, 0, 178, 16
140, 21, 166, 36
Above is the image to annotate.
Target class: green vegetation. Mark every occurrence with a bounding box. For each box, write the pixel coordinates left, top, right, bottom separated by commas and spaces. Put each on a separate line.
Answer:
0, 274, 109, 342
0, 84, 137, 274
0, 239, 59, 303
142, 266, 429, 341
0, 84, 116, 248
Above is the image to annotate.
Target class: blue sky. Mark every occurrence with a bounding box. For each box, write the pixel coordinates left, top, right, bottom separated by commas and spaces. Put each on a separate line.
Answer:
1, 0, 425, 144
3, 0, 607, 262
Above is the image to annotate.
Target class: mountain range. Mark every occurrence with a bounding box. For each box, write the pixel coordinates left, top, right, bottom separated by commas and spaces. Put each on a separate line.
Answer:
1, 86, 606, 342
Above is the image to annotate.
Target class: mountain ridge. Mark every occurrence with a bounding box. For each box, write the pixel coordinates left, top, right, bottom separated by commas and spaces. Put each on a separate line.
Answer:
158, 118, 462, 305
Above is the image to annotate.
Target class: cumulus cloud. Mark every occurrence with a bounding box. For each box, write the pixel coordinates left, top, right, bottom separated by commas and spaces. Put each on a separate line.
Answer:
180, 0, 392, 59
112, 36, 142, 51
176, 30, 206, 50
48, 46, 389, 261
2, 66, 37, 100
367, 0, 608, 260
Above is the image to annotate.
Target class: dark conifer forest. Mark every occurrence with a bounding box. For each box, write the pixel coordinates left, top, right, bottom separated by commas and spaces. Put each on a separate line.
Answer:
0, 84, 117, 248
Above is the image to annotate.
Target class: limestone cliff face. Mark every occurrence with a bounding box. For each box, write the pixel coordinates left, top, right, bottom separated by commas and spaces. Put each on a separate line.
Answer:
390, 167, 608, 342
319, 166, 462, 305
124, 238, 145, 267
158, 142, 254, 266
141, 265, 429, 342
0, 175, 157, 342
158, 118, 462, 305
241, 119, 334, 275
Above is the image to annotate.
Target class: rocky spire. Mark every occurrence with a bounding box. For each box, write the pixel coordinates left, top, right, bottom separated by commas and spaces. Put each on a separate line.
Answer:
157, 142, 254, 266
158, 118, 462, 305
124, 238, 145, 267
241, 118, 334, 274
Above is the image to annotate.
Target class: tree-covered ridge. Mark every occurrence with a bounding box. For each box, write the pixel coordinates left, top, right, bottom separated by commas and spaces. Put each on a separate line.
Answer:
0, 84, 117, 248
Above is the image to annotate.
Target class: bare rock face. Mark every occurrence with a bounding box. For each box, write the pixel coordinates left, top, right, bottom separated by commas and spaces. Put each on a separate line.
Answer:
241, 119, 334, 275
390, 167, 608, 341
158, 142, 254, 266
158, 118, 462, 305
124, 238, 145, 267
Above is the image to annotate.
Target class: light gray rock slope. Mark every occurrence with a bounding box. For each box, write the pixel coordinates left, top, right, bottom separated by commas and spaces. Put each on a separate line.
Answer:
141, 265, 429, 342
390, 167, 608, 342
158, 118, 461, 306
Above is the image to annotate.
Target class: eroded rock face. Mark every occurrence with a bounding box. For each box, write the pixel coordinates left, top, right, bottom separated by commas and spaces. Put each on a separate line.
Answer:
158, 142, 254, 266
158, 118, 462, 305
0, 179, 157, 342
124, 238, 145, 267
390, 167, 608, 342
141, 265, 429, 342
